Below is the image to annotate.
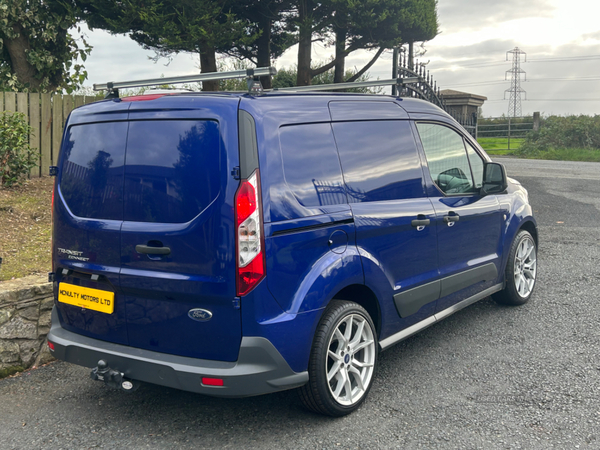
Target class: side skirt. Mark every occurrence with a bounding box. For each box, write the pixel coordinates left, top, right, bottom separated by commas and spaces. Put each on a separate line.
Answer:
379, 283, 504, 351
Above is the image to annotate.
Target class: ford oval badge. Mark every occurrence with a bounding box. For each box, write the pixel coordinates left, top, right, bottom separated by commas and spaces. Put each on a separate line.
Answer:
188, 308, 213, 322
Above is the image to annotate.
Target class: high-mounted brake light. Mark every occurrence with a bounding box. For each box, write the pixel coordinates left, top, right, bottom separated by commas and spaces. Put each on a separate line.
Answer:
235, 170, 265, 296
120, 94, 166, 102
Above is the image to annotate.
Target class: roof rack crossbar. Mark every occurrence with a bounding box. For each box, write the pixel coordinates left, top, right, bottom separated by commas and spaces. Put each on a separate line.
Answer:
93, 66, 277, 92
272, 77, 420, 92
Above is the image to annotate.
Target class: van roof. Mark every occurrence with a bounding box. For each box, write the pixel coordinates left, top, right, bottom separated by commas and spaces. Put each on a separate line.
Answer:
77, 90, 452, 119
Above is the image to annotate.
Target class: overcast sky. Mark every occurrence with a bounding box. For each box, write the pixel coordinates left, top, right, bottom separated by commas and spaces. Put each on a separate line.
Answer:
77, 0, 600, 117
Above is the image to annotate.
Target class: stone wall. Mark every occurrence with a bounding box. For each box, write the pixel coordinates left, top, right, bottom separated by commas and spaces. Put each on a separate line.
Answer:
0, 275, 55, 378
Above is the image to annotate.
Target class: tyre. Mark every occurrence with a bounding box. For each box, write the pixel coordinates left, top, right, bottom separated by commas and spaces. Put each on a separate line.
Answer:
298, 300, 377, 416
493, 230, 537, 306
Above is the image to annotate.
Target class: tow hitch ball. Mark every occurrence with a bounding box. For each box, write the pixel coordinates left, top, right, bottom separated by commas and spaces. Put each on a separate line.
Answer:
90, 360, 140, 392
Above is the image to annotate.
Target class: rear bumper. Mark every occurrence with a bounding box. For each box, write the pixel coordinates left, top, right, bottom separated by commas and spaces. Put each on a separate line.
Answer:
47, 307, 308, 397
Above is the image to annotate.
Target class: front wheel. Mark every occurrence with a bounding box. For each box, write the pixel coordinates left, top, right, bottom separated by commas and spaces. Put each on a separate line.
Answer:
493, 229, 537, 306
298, 300, 378, 416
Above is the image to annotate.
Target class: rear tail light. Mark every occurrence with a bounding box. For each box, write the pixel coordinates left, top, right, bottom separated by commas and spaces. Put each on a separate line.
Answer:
235, 170, 265, 296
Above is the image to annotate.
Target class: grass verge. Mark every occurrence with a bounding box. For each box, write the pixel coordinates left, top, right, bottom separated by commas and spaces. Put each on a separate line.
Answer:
517, 148, 600, 162
0, 177, 53, 282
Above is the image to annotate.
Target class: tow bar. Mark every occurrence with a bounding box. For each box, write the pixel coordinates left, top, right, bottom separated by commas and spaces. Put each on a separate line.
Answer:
90, 360, 140, 392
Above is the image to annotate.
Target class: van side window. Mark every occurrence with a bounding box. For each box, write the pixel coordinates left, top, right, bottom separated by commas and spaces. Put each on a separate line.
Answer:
416, 123, 476, 195
466, 143, 485, 188
279, 123, 346, 207
332, 120, 424, 202
60, 122, 127, 220
124, 120, 221, 223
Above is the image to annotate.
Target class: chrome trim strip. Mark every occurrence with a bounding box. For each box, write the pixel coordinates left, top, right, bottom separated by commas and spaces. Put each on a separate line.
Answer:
379, 283, 503, 351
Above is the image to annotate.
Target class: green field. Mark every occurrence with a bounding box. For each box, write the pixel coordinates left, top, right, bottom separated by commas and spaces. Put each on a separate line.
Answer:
477, 137, 524, 155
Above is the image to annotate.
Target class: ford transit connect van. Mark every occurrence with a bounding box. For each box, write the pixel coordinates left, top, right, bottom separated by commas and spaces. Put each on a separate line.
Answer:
48, 90, 537, 416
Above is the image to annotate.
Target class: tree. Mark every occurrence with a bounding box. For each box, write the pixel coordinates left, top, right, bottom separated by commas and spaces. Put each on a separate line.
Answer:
77, 0, 256, 91
294, 0, 438, 85
0, 0, 91, 92
224, 0, 295, 89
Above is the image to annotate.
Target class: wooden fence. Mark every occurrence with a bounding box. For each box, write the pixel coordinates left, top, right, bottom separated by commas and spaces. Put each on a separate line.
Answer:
1, 92, 100, 177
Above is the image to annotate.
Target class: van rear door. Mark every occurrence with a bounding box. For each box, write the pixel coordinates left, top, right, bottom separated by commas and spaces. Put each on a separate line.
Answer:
119, 102, 240, 362
54, 108, 129, 345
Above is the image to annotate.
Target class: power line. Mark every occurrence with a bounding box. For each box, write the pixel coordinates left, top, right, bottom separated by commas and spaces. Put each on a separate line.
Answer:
486, 98, 600, 102
432, 53, 600, 70
445, 75, 600, 88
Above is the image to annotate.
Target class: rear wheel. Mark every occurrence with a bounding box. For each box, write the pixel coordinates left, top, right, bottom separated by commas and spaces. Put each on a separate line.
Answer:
493, 230, 537, 306
299, 300, 377, 416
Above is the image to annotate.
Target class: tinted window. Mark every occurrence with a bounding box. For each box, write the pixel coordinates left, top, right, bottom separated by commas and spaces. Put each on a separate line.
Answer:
60, 122, 126, 220
332, 121, 424, 202
416, 123, 475, 195
279, 123, 346, 207
124, 120, 221, 223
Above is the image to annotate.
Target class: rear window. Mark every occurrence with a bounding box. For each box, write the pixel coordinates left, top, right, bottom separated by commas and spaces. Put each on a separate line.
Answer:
124, 120, 221, 223
59, 120, 221, 223
60, 122, 127, 220
279, 123, 346, 207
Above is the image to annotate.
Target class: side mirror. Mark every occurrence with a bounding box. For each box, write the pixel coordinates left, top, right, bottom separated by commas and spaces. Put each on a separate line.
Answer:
481, 162, 507, 195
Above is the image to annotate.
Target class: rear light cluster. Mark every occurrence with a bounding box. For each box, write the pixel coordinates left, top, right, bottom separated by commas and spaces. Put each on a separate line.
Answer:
235, 170, 265, 296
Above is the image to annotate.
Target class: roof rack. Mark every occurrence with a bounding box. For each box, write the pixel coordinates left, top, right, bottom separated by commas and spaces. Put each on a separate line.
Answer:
94, 66, 278, 99
271, 77, 420, 92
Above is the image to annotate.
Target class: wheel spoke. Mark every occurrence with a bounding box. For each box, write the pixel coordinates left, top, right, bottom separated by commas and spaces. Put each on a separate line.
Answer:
352, 359, 374, 369
345, 370, 353, 403
352, 339, 374, 354
520, 275, 530, 295
327, 360, 343, 381
348, 365, 365, 392
328, 349, 342, 361
349, 320, 365, 349
332, 368, 347, 398
343, 315, 354, 343
334, 328, 346, 347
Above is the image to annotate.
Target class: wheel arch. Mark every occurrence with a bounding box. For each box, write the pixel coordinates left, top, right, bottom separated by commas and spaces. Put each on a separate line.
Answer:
330, 284, 382, 338
520, 220, 538, 247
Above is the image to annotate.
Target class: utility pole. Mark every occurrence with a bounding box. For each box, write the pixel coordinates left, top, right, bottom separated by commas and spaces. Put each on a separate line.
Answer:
504, 47, 526, 117
392, 47, 399, 96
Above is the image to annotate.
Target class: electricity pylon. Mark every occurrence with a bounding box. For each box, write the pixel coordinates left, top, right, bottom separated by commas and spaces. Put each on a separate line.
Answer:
505, 47, 526, 117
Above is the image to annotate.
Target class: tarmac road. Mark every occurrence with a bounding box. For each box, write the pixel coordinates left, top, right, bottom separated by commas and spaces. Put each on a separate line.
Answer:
1, 157, 599, 449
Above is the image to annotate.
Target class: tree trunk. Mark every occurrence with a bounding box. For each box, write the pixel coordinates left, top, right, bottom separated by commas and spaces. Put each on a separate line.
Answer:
334, 27, 347, 83
296, 0, 312, 86
200, 43, 219, 91
257, 17, 272, 89
4, 25, 44, 91
346, 47, 386, 82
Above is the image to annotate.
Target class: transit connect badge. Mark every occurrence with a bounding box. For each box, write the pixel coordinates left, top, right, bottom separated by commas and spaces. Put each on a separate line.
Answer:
188, 308, 213, 322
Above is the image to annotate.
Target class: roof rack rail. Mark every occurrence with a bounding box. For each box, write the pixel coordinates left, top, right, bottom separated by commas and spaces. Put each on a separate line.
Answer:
94, 66, 277, 99
271, 77, 420, 92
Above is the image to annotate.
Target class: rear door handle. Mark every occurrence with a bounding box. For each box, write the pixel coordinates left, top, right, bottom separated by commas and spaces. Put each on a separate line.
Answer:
135, 245, 171, 255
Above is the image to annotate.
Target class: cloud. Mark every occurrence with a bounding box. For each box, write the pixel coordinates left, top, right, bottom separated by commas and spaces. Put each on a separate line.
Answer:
437, 0, 556, 33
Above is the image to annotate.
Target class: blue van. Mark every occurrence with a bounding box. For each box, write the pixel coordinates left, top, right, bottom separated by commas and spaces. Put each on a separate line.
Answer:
48, 90, 537, 416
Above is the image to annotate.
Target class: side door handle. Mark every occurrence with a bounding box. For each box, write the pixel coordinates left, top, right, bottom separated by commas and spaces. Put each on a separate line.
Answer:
411, 214, 431, 229
135, 245, 171, 255
443, 212, 460, 223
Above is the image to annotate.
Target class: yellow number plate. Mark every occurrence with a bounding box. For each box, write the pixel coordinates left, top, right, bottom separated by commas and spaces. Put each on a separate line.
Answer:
58, 283, 115, 314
